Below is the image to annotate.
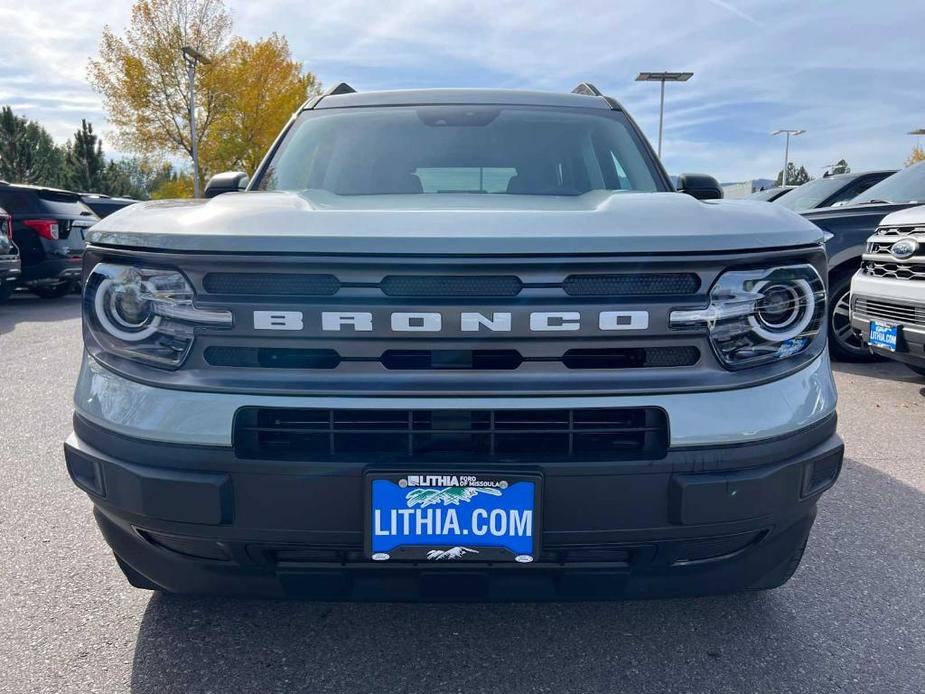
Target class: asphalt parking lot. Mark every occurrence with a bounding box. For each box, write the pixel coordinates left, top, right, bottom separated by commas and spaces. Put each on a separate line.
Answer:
1, 294, 923, 694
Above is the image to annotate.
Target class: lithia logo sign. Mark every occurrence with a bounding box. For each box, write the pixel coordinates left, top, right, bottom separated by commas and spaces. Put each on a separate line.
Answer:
369, 474, 536, 563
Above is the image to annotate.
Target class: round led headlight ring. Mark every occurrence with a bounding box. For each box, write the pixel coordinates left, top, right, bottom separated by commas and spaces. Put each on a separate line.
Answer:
94, 277, 162, 342
748, 278, 814, 342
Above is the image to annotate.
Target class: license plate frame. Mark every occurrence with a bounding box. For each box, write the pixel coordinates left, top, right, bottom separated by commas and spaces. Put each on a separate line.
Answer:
869, 320, 900, 352
364, 472, 542, 563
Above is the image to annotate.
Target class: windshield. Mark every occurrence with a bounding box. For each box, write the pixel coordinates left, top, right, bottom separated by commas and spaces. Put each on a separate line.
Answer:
776, 176, 855, 211
257, 106, 663, 196
849, 163, 924, 204
749, 187, 789, 202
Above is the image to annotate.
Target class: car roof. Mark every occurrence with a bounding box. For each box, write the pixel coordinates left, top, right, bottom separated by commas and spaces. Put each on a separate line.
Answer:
310, 88, 616, 111
0, 181, 81, 196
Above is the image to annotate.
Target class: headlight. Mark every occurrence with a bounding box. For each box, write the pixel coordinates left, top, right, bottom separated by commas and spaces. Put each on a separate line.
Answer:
670, 264, 825, 369
84, 263, 231, 368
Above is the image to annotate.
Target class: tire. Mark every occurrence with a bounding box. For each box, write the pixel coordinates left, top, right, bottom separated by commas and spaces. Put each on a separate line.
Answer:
113, 553, 162, 591
828, 272, 878, 362
906, 364, 925, 378
31, 280, 76, 299
750, 541, 808, 591
0, 281, 14, 303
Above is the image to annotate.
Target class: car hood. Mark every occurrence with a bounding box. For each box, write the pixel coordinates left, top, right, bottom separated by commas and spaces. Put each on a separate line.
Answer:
801, 201, 917, 228
878, 204, 925, 227
88, 189, 823, 255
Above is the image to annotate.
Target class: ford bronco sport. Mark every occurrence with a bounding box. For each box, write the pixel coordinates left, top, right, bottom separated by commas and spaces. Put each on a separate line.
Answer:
64, 84, 844, 600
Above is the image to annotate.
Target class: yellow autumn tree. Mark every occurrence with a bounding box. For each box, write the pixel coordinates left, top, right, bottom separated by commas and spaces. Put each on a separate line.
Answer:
907, 143, 925, 167
88, 0, 231, 172
88, 0, 319, 196
201, 34, 320, 176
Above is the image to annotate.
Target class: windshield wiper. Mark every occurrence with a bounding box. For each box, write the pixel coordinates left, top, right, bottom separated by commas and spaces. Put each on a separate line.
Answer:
862, 199, 893, 204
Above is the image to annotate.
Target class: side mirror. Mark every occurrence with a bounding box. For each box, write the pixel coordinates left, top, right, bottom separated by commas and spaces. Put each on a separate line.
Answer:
677, 173, 724, 201
204, 171, 250, 199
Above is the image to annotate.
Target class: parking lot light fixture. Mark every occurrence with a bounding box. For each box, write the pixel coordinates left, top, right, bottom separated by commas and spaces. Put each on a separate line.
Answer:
182, 46, 212, 198
635, 71, 694, 159
772, 129, 806, 186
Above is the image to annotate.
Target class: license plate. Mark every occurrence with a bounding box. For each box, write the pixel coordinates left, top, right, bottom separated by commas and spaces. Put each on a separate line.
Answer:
869, 321, 899, 351
366, 473, 539, 563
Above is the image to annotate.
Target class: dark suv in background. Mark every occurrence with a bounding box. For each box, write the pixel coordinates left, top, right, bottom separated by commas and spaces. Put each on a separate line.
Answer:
777, 170, 896, 213
0, 205, 20, 302
0, 183, 97, 298
79, 194, 138, 219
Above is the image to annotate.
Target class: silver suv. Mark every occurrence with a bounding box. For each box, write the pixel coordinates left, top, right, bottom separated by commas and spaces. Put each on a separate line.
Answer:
64, 83, 843, 600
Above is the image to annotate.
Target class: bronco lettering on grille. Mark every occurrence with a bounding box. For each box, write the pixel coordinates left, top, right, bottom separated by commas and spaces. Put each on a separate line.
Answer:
252, 310, 650, 333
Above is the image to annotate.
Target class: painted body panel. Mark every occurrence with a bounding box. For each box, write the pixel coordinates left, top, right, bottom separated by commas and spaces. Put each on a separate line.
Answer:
74, 351, 837, 448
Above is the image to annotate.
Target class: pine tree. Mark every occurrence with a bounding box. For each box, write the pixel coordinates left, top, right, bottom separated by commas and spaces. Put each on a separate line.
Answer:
64, 120, 108, 192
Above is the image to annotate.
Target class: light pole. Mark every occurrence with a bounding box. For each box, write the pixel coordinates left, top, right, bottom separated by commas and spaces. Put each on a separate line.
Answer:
772, 129, 805, 185
182, 46, 211, 198
635, 71, 694, 159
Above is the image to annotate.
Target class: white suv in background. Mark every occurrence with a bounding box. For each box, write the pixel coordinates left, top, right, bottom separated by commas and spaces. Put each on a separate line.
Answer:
851, 206, 925, 377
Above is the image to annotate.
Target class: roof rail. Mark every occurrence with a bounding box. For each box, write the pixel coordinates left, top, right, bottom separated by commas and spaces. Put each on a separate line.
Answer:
571, 82, 603, 97
324, 82, 357, 96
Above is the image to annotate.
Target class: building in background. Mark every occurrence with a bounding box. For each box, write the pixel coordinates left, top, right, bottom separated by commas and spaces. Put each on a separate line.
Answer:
721, 178, 776, 199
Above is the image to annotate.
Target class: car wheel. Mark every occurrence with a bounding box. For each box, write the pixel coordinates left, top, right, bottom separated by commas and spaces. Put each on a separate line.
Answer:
0, 281, 14, 303
31, 280, 76, 299
828, 272, 878, 362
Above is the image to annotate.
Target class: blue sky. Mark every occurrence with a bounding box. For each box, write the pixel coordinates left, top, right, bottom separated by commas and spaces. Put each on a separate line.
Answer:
1, 0, 923, 181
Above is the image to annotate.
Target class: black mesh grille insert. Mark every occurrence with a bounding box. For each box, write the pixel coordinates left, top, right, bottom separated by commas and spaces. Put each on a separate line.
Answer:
204, 346, 341, 369
562, 346, 700, 369
564, 273, 700, 296
202, 273, 340, 295
203, 346, 700, 370
380, 350, 523, 370
234, 407, 669, 462
381, 275, 523, 297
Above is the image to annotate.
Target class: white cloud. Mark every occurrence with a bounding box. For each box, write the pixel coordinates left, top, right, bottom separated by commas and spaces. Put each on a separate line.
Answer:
0, 0, 922, 179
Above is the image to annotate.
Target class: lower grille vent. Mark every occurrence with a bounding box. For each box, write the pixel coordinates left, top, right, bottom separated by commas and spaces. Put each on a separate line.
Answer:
854, 298, 925, 326
234, 407, 669, 463
205, 346, 699, 370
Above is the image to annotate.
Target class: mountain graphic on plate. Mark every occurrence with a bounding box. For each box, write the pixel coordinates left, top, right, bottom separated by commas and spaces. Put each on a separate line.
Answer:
405, 486, 503, 508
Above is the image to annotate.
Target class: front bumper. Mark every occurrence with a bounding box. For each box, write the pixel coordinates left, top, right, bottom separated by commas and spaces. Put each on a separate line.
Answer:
850, 273, 925, 367
65, 355, 843, 600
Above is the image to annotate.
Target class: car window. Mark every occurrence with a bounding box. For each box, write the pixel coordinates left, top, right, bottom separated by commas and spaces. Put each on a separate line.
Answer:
776, 176, 856, 211
258, 105, 663, 196
0, 189, 36, 212
414, 167, 518, 193
850, 166, 922, 204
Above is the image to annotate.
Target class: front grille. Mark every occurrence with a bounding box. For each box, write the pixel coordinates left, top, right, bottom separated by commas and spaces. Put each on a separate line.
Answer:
381, 275, 522, 297
203, 273, 340, 295
204, 345, 700, 370
234, 407, 669, 462
200, 271, 701, 297
864, 261, 925, 281
563, 273, 699, 296
854, 298, 925, 326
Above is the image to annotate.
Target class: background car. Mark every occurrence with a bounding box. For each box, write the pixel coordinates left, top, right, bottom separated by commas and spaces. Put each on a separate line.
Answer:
0, 183, 97, 298
802, 162, 925, 361
776, 170, 896, 213
0, 205, 20, 302
747, 185, 794, 202
79, 193, 138, 219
